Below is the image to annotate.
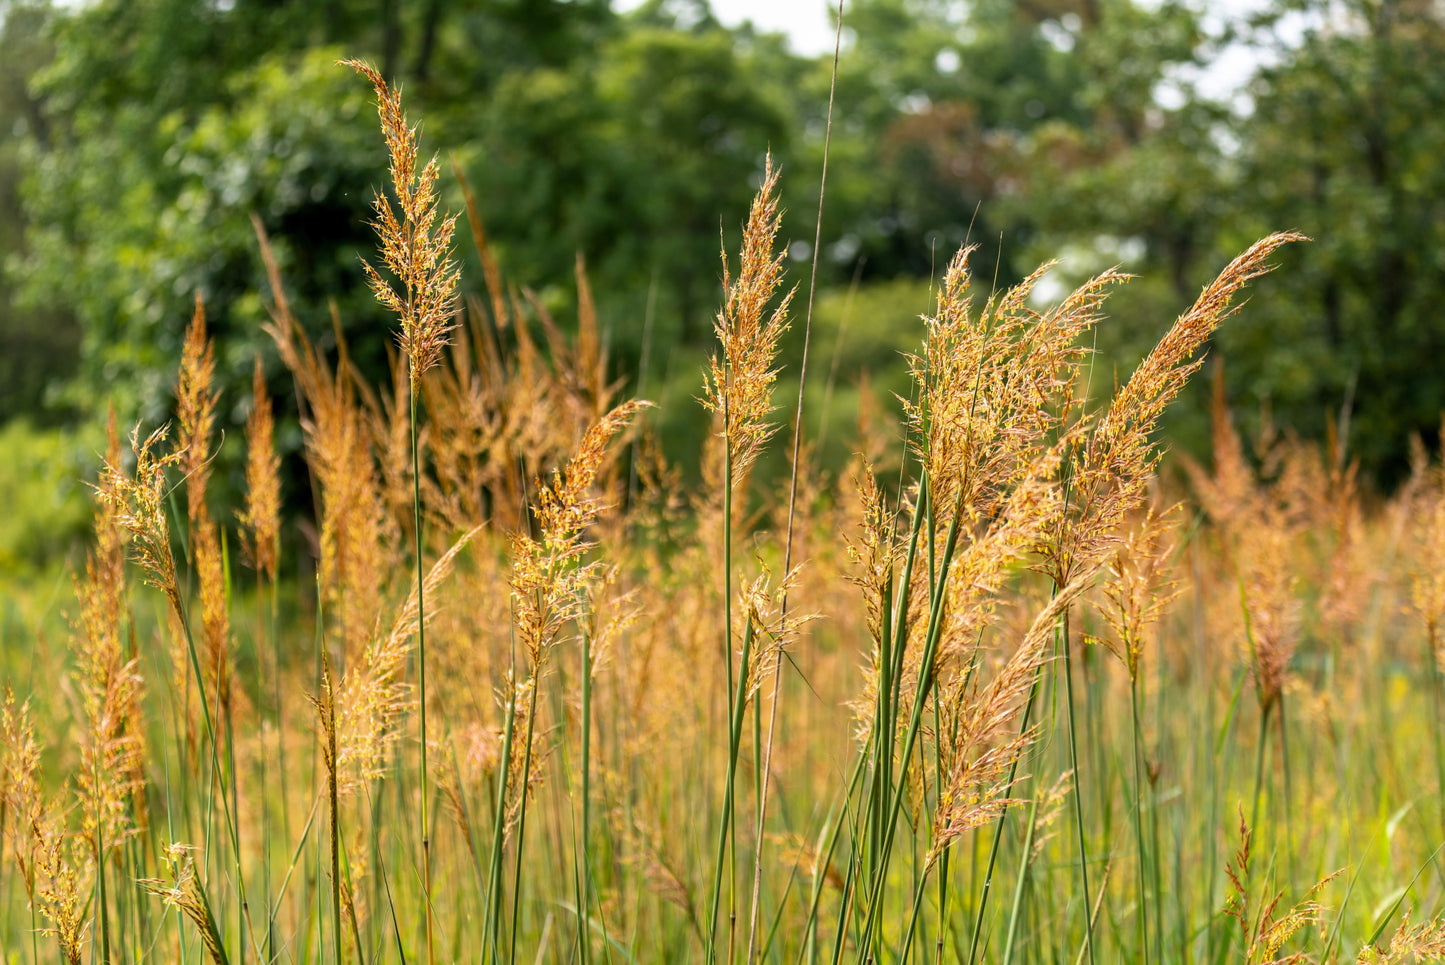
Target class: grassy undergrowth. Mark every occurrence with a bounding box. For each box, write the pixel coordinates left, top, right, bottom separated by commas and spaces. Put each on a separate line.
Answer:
3, 61, 1445, 965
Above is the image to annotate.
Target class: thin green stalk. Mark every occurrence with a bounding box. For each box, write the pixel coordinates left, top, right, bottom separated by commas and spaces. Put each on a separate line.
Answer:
1251, 704, 1271, 840
1429, 626, 1445, 849
856, 488, 967, 958
1129, 674, 1149, 965
324, 658, 343, 965
1205, 666, 1246, 965
1059, 606, 1097, 965
1277, 689, 1294, 887
898, 861, 933, 964
410, 386, 435, 965
1149, 770, 1165, 965
96, 791, 109, 965
967, 669, 1043, 965
865, 476, 927, 897
706, 618, 757, 964
751, 687, 763, 942
172, 581, 252, 962
482, 631, 520, 964
1000, 781, 1042, 965
256, 568, 274, 965
794, 739, 869, 965
578, 626, 595, 965
745, 3, 844, 960
933, 749, 949, 965
507, 668, 543, 965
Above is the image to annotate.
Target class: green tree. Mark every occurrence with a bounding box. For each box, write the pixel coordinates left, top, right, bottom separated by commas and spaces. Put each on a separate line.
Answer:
0, 0, 76, 424
466, 3, 796, 354
1221, 0, 1445, 482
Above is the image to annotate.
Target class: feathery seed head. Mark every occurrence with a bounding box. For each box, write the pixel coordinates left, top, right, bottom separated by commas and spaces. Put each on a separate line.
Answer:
1048, 233, 1304, 585
1094, 503, 1180, 681
511, 401, 648, 666
239, 356, 282, 580
175, 293, 217, 527
345, 59, 460, 387
98, 425, 186, 623
702, 155, 794, 488
332, 527, 479, 794
142, 844, 227, 965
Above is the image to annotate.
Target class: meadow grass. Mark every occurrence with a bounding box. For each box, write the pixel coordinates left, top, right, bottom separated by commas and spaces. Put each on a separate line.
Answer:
3, 61, 1445, 965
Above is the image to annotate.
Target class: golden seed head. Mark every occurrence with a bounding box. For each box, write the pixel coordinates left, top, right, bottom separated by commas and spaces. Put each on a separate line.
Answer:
97, 424, 186, 624
175, 293, 217, 527
239, 356, 282, 580
701, 154, 794, 488
344, 59, 460, 387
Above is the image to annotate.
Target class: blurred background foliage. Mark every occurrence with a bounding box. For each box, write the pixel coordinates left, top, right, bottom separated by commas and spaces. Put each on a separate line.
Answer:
1, 0, 1442, 570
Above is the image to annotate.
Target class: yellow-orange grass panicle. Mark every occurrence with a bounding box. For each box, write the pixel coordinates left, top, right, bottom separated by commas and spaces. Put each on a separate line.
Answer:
2, 693, 91, 965
1193, 387, 1303, 715
1222, 809, 1336, 965
176, 293, 218, 530
71, 410, 148, 845
1410, 423, 1445, 673
1094, 502, 1180, 684
735, 564, 815, 704
894, 249, 1098, 705
701, 154, 795, 490
192, 520, 232, 731
510, 400, 650, 669
97, 425, 186, 627
928, 577, 1093, 866
264, 299, 394, 660
845, 467, 899, 742
239, 357, 282, 581
141, 843, 227, 965
334, 526, 480, 796
36, 832, 91, 965
1, 690, 44, 902
1049, 233, 1306, 586
904, 246, 1122, 530
173, 299, 232, 732
344, 59, 460, 389
1367, 913, 1445, 962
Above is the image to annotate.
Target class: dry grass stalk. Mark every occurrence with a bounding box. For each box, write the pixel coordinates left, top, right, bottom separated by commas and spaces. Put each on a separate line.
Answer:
510, 400, 648, 667
701, 154, 794, 489
1361, 913, 1445, 963
334, 526, 479, 795
1049, 233, 1305, 585
239, 356, 282, 580
142, 843, 228, 965
172, 301, 235, 735
1223, 809, 1335, 965
72, 411, 148, 846
344, 58, 459, 388
36, 832, 91, 965
1191, 381, 1304, 714
1, 690, 44, 900
734, 563, 813, 701
176, 293, 218, 528
194, 519, 232, 724
97, 424, 186, 625
1094, 503, 1180, 681
266, 305, 394, 659
928, 576, 1091, 865
1409, 423, 1445, 672
905, 248, 1121, 529
2, 692, 91, 964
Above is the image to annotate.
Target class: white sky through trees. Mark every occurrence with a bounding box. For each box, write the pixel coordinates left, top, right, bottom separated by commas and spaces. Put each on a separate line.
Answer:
617, 0, 1303, 109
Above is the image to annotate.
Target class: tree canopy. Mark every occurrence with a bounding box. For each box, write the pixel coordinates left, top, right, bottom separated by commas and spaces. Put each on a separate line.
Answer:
0, 0, 1440, 488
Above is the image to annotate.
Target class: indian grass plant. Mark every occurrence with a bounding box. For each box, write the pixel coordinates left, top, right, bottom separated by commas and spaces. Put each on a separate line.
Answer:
8, 57, 1445, 965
